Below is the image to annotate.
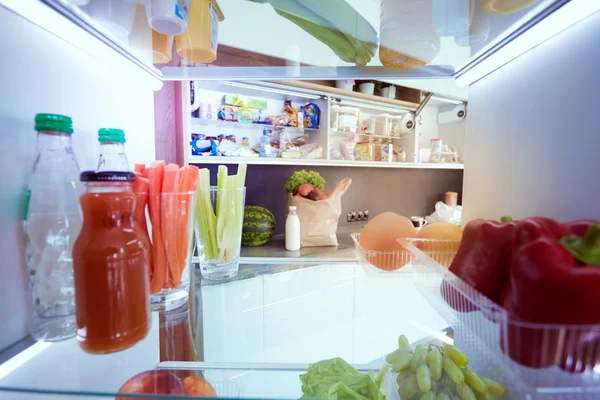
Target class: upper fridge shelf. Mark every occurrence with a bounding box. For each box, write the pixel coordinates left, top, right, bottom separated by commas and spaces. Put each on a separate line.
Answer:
11, 0, 586, 84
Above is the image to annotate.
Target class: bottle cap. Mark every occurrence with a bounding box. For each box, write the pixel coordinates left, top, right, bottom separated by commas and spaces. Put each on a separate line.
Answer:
98, 128, 126, 143
80, 171, 134, 182
34, 113, 73, 134
289, 206, 297, 211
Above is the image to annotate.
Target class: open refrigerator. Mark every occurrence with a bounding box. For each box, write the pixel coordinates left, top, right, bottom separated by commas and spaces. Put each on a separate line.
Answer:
1, 0, 599, 399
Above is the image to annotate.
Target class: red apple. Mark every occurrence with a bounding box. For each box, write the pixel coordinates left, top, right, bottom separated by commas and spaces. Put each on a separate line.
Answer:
182, 375, 216, 397
117, 370, 184, 399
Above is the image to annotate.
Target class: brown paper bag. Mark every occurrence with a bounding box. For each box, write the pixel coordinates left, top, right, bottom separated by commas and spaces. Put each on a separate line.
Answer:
288, 178, 352, 247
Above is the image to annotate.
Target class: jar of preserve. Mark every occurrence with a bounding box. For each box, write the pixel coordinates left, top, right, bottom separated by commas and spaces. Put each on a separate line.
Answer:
72, 171, 151, 353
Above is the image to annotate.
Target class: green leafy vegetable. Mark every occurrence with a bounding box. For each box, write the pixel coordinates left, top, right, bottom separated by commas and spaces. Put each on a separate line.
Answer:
299, 357, 388, 400
284, 170, 326, 195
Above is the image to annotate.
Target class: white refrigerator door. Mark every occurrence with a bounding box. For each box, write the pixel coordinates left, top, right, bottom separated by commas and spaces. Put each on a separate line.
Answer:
0, 5, 156, 351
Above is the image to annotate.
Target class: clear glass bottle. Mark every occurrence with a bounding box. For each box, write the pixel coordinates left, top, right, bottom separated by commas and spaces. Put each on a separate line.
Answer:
24, 113, 82, 341
96, 128, 130, 171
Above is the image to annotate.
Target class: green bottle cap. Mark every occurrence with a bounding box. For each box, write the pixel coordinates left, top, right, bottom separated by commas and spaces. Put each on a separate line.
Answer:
98, 128, 126, 143
34, 113, 73, 134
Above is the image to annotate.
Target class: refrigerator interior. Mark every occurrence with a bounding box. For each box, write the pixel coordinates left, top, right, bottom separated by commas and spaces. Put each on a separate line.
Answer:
1, 0, 599, 398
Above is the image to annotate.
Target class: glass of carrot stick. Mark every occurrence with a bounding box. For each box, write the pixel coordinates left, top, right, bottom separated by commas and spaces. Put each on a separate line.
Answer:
133, 161, 200, 311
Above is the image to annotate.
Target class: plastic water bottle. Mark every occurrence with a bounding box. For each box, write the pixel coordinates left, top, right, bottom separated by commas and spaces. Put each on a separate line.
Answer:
96, 128, 130, 171
24, 113, 82, 341
259, 129, 271, 158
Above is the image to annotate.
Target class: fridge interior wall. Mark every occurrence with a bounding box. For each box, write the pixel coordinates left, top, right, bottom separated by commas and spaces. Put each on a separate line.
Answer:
0, 7, 156, 351
463, 8, 600, 223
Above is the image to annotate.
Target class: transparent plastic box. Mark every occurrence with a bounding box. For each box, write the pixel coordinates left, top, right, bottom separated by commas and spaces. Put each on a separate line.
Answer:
351, 233, 460, 275
405, 243, 600, 399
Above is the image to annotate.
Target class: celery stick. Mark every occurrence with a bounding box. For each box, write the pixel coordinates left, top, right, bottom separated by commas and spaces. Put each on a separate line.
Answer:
195, 168, 217, 260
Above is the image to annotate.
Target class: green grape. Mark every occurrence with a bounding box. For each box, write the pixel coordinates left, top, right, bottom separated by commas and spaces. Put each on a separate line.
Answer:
481, 378, 506, 395
416, 364, 432, 393
443, 357, 465, 384
398, 335, 411, 350
427, 349, 443, 380
421, 392, 436, 400
386, 348, 413, 372
410, 345, 428, 371
397, 371, 419, 399
463, 369, 486, 393
443, 345, 469, 368
436, 394, 451, 400
477, 392, 495, 400
456, 383, 476, 400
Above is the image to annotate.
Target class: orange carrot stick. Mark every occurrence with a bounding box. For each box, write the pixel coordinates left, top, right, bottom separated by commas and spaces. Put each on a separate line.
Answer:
177, 166, 199, 275
148, 161, 166, 294
161, 164, 181, 288
134, 163, 146, 174
133, 173, 153, 280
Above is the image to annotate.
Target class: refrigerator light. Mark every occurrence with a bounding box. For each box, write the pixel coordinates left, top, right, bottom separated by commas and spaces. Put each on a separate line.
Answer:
218, 81, 322, 100
430, 95, 464, 105
456, 0, 600, 86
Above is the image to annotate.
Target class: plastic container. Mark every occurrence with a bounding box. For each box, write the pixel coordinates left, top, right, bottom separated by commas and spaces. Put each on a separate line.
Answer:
96, 128, 130, 172
358, 82, 375, 95
335, 80, 354, 90
374, 114, 392, 136
146, 0, 190, 35
330, 104, 340, 131
83, 0, 137, 39
351, 233, 460, 275
432, 0, 472, 37
152, 30, 173, 64
25, 113, 82, 342
380, 0, 440, 69
337, 106, 360, 133
454, 0, 491, 47
407, 244, 600, 398
176, 0, 224, 63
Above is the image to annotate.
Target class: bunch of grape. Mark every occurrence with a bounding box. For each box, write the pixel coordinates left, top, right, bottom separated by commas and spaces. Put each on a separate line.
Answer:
385, 336, 507, 400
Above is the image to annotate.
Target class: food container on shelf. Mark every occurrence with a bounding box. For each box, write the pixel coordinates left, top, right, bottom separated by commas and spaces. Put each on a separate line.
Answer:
380, 85, 396, 99
358, 82, 375, 95
335, 80, 354, 91
337, 106, 360, 133
406, 243, 600, 398
351, 233, 460, 275
374, 114, 392, 136
330, 104, 340, 131
146, 0, 190, 36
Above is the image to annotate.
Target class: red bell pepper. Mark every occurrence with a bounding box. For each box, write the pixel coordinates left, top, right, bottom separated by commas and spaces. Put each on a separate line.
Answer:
442, 219, 516, 312
502, 220, 600, 370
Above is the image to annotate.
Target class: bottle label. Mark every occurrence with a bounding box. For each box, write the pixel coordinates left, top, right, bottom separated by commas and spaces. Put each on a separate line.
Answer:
22, 189, 31, 221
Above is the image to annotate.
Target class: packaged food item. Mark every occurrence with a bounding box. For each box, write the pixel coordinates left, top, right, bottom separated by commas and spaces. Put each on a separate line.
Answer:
382, 140, 393, 162
217, 134, 225, 143
73, 171, 151, 353
226, 134, 236, 143
199, 103, 217, 119
301, 102, 321, 129
337, 106, 360, 133
430, 138, 442, 162
299, 143, 323, 159
25, 113, 82, 342
283, 100, 298, 127
241, 137, 250, 148
175, 0, 224, 63
396, 144, 407, 162
265, 113, 290, 126
354, 141, 371, 161
342, 135, 357, 160
370, 139, 383, 161
217, 105, 237, 121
